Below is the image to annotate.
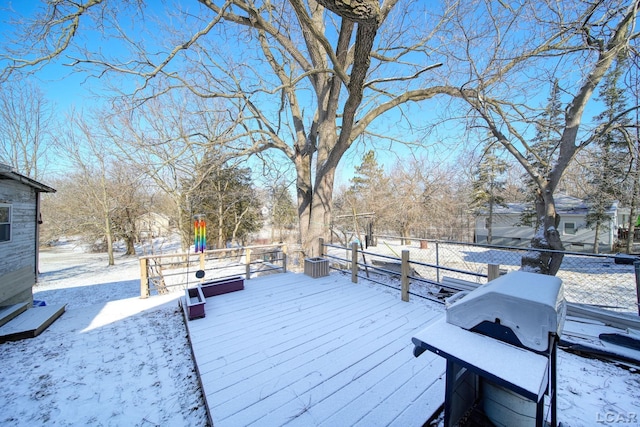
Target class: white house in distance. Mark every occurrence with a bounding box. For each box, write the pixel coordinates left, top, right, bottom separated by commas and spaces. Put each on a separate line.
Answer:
136, 212, 171, 240
474, 194, 630, 253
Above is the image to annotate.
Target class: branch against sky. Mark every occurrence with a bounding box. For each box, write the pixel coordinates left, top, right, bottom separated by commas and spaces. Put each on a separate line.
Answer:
427, 0, 640, 273
0, 80, 55, 180
1, 0, 449, 254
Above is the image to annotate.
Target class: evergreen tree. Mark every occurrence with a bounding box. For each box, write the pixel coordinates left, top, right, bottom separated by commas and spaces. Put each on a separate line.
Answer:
519, 80, 564, 226
349, 150, 386, 199
269, 180, 297, 242
625, 66, 640, 253
471, 141, 508, 244
585, 58, 631, 253
338, 150, 389, 241
183, 155, 262, 248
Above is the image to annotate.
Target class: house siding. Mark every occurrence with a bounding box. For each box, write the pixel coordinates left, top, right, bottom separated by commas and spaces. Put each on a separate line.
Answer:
475, 202, 622, 253
0, 179, 38, 306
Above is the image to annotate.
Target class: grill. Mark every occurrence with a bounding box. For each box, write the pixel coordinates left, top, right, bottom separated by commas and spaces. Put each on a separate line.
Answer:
412, 271, 566, 427
446, 270, 566, 352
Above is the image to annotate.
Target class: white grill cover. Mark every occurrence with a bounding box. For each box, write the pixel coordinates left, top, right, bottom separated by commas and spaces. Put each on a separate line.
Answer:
446, 271, 566, 352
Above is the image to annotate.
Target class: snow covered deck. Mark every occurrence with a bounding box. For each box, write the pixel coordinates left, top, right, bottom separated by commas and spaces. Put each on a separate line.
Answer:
183, 271, 446, 427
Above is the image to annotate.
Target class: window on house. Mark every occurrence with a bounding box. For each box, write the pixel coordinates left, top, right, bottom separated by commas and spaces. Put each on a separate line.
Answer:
0, 204, 11, 242
564, 222, 577, 235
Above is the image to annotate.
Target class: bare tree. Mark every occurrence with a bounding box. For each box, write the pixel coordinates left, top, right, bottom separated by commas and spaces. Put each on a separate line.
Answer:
4, 1, 638, 274
108, 161, 146, 255
103, 93, 239, 251
428, 0, 640, 274
52, 110, 147, 265
0, 80, 54, 179
0, 0, 449, 257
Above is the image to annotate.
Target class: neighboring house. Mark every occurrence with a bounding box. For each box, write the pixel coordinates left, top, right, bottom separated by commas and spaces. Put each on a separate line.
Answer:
474, 194, 629, 253
0, 164, 56, 307
136, 212, 171, 239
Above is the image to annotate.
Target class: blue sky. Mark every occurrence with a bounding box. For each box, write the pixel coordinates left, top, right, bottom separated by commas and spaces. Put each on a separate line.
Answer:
0, 1, 622, 191
1, 1, 444, 188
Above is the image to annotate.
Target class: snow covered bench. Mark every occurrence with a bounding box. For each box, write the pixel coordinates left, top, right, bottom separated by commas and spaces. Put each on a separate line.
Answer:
439, 276, 480, 294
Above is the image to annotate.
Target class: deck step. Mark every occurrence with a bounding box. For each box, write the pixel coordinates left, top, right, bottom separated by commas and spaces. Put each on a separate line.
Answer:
0, 304, 66, 343
0, 302, 29, 328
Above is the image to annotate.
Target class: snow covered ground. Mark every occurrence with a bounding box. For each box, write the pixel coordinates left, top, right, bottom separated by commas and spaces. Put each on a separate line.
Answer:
0, 242, 208, 426
0, 240, 639, 426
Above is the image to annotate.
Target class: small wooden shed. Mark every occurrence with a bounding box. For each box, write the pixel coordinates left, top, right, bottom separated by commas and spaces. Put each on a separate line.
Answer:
0, 163, 56, 308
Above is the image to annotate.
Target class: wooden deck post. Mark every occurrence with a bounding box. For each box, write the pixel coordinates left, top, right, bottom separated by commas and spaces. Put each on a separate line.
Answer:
401, 250, 410, 302
488, 264, 500, 282
139, 257, 149, 299
245, 248, 252, 280
351, 242, 358, 283
281, 244, 288, 273
319, 238, 324, 257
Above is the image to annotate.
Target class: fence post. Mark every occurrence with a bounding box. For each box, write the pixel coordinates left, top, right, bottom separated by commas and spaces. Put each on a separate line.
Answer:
245, 248, 252, 280
435, 241, 441, 283
401, 250, 410, 302
634, 261, 640, 316
488, 264, 500, 282
351, 242, 358, 283
139, 257, 149, 299
319, 238, 324, 257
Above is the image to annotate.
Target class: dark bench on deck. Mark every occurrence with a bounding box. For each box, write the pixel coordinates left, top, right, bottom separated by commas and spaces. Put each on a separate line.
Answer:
200, 276, 245, 298
183, 276, 245, 321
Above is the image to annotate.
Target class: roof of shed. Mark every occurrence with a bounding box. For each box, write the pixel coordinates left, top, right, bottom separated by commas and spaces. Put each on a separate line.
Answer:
0, 163, 56, 193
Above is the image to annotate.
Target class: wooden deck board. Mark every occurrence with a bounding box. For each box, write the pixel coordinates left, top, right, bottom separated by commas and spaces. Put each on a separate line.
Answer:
184, 272, 445, 427
0, 302, 29, 327
0, 304, 66, 342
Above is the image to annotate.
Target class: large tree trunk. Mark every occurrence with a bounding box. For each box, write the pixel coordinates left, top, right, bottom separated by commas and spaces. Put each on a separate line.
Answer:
521, 191, 564, 275
311, 165, 336, 254
125, 235, 136, 255
295, 141, 314, 251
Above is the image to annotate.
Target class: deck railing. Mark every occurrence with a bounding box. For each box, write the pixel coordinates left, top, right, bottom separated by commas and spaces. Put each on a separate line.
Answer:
138, 244, 287, 298
321, 236, 640, 314
321, 239, 498, 304
138, 237, 640, 314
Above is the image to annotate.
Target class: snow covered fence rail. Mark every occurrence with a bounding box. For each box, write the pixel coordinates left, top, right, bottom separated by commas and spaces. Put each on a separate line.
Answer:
138, 244, 287, 298
370, 237, 640, 314
321, 240, 490, 303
